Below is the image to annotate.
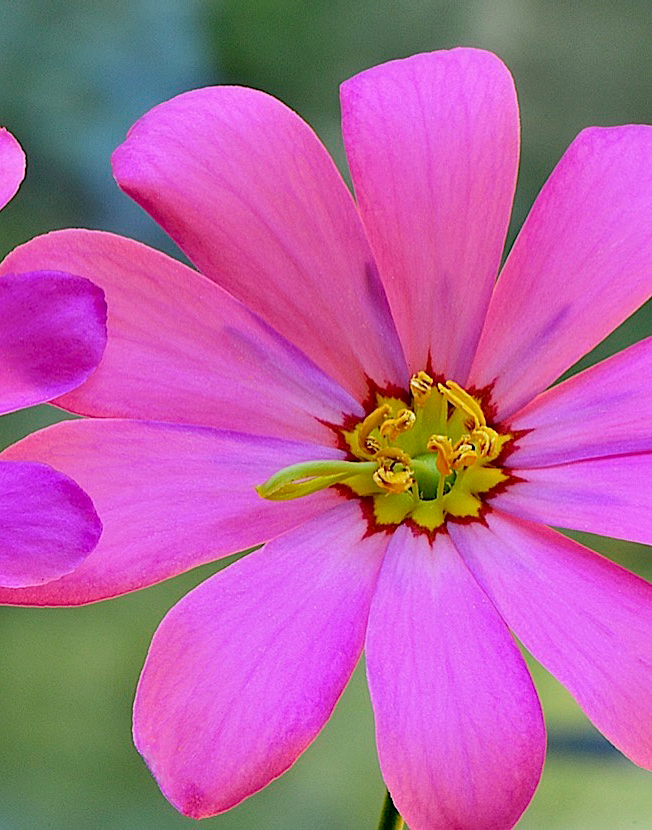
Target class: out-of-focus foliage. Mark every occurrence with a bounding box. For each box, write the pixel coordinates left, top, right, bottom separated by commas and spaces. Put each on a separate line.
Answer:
214, 0, 651, 233
0, 0, 213, 246
0, 1, 650, 827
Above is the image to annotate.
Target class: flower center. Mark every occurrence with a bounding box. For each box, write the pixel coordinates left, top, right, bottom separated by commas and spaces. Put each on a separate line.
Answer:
257, 371, 512, 533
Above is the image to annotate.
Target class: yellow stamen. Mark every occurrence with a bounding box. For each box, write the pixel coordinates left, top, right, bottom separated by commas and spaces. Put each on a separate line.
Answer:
410, 371, 434, 406
365, 436, 382, 455
437, 380, 486, 429
373, 463, 414, 494
452, 436, 479, 469
436, 469, 446, 501
426, 434, 455, 477
373, 447, 414, 494
471, 426, 500, 458
379, 408, 416, 441
376, 447, 413, 467
356, 404, 390, 457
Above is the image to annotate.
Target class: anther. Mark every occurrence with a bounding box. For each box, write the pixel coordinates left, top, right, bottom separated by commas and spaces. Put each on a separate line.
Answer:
452, 437, 479, 470
471, 426, 500, 458
410, 371, 434, 406
376, 447, 413, 467
365, 436, 382, 455
427, 434, 455, 476
437, 380, 486, 429
373, 462, 414, 495
373, 447, 414, 495
379, 408, 416, 441
356, 404, 390, 458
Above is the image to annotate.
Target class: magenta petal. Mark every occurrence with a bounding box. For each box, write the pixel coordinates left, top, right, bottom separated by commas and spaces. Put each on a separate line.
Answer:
0, 128, 25, 211
494, 452, 652, 545
508, 337, 652, 466
0, 460, 100, 587
0, 231, 358, 443
134, 503, 386, 818
451, 513, 652, 768
470, 126, 652, 418
366, 527, 545, 830
341, 48, 519, 380
0, 271, 107, 415
112, 86, 406, 397
0, 419, 345, 605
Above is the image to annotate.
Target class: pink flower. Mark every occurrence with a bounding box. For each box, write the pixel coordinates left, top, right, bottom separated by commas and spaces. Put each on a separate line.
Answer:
0, 128, 107, 587
1, 48, 651, 828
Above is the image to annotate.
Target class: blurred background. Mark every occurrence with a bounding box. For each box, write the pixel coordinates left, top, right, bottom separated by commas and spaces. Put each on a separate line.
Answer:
0, 1, 651, 827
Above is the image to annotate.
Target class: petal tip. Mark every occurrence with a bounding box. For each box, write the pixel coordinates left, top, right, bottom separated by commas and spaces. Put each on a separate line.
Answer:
0, 127, 27, 210
341, 46, 515, 98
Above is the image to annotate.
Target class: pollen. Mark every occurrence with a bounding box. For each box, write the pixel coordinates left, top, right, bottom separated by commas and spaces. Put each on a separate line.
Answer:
379, 408, 416, 441
409, 370, 434, 406
372, 459, 414, 494
257, 371, 512, 534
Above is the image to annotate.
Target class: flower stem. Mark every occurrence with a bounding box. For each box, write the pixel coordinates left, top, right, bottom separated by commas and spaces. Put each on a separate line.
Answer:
377, 789, 404, 830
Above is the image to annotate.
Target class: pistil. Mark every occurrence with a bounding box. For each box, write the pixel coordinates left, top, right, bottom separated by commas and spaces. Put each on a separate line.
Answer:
256, 459, 376, 501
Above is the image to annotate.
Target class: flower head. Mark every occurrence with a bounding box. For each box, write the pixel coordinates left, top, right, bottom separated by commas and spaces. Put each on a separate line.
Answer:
0, 128, 107, 586
0, 49, 650, 829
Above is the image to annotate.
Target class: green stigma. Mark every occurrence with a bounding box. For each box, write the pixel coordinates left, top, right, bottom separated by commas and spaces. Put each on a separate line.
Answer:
255, 459, 375, 501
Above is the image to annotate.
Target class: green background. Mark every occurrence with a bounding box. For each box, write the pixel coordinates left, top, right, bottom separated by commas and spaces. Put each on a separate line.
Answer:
0, 1, 650, 827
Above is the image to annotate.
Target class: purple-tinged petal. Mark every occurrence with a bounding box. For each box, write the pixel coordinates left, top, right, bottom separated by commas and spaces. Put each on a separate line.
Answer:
470, 126, 652, 419
0, 419, 345, 606
111, 86, 406, 398
0, 460, 101, 587
366, 526, 545, 830
508, 337, 652, 467
494, 453, 652, 545
451, 513, 652, 768
0, 231, 359, 444
341, 48, 519, 381
134, 503, 386, 819
0, 128, 25, 210
0, 271, 106, 415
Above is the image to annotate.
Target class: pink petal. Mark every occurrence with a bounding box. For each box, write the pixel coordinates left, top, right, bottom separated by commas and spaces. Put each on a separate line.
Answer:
0, 460, 101, 587
366, 526, 545, 830
508, 337, 652, 467
450, 513, 652, 768
0, 419, 345, 605
341, 48, 519, 380
0, 128, 25, 210
134, 503, 386, 818
0, 231, 358, 444
112, 87, 406, 398
470, 126, 652, 419
0, 271, 107, 415
494, 452, 652, 545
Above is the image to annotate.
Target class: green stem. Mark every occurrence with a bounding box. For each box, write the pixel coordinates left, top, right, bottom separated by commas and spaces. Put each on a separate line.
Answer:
377, 789, 404, 830
410, 454, 441, 501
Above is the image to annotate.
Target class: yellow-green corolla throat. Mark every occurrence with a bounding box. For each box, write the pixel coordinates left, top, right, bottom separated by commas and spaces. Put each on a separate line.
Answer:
257, 371, 513, 534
